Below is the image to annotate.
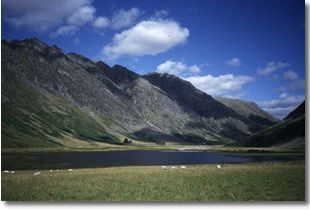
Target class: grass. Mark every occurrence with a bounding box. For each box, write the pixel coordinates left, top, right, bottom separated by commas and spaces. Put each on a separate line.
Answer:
1, 162, 305, 201
2, 79, 121, 149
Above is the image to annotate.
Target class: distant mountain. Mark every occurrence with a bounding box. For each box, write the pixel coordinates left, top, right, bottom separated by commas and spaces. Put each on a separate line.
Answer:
244, 101, 305, 149
1, 38, 278, 148
214, 96, 278, 132
284, 101, 305, 121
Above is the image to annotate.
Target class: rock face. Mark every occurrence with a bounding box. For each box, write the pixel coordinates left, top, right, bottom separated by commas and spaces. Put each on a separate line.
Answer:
1, 38, 278, 148
244, 101, 305, 149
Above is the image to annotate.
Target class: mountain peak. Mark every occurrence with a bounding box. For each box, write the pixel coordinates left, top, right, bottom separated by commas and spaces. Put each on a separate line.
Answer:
112, 64, 130, 70
68, 52, 93, 63
2, 37, 281, 148
96, 60, 111, 69
24, 37, 47, 45
144, 72, 195, 89
3, 37, 48, 51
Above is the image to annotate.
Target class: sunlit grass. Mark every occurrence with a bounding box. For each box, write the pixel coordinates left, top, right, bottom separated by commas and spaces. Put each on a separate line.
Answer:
1, 162, 305, 201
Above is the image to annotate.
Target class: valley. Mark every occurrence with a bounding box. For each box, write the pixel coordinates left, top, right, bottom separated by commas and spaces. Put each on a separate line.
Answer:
1, 38, 304, 151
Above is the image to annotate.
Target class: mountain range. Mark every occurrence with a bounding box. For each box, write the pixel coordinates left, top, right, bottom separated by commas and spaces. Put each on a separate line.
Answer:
244, 101, 305, 149
1, 38, 303, 149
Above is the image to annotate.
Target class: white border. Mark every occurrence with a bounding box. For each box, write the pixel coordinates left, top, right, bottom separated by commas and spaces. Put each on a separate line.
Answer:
0, 0, 309, 209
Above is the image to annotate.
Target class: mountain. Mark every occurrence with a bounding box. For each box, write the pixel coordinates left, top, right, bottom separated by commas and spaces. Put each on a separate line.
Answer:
214, 96, 278, 132
284, 101, 305, 121
244, 101, 305, 149
1, 38, 277, 148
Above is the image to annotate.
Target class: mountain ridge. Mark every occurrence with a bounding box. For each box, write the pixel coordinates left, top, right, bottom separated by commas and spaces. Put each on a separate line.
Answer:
2, 38, 279, 148
243, 101, 305, 149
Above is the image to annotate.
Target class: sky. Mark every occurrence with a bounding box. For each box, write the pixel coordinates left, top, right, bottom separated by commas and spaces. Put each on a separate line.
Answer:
1, 0, 305, 119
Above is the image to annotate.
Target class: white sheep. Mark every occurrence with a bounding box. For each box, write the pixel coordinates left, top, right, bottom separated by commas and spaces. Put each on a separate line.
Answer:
161, 166, 168, 170
10, 171, 15, 174
68, 169, 73, 172
34, 172, 41, 176
217, 165, 222, 169
50, 170, 53, 173
180, 166, 186, 169
171, 166, 177, 169
4, 170, 9, 174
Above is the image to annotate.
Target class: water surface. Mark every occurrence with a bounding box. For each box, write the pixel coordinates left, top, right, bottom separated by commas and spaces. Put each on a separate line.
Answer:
2, 150, 305, 170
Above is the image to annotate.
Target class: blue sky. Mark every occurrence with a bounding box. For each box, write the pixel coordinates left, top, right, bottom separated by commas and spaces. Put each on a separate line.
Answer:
1, 0, 305, 119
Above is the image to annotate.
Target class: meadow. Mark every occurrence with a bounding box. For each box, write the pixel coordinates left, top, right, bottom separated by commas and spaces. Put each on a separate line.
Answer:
1, 161, 305, 201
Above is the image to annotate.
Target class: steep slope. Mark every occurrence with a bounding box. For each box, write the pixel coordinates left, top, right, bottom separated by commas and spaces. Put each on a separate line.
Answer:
143, 73, 242, 119
1, 38, 278, 148
2, 80, 120, 148
2, 38, 137, 147
142, 73, 254, 140
244, 101, 305, 149
284, 101, 305, 121
214, 96, 278, 132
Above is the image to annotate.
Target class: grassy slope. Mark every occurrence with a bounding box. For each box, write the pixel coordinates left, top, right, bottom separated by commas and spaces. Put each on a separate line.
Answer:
214, 96, 278, 123
1, 162, 305, 201
1, 80, 120, 148
244, 115, 305, 148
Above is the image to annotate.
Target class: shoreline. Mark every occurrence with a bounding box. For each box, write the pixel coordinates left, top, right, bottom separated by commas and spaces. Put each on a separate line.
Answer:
1, 144, 305, 154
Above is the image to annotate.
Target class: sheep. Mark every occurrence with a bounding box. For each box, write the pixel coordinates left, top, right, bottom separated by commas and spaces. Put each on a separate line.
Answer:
171, 166, 177, 169
217, 165, 222, 169
56, 170, 60, 172
68, 169, 73, 172
34, 172, 41, 176
49, 170, 53, 173
4, 170, 9, 174
180, 166, 186, 169
10, 171, 15, 174
161, 166, 168, 170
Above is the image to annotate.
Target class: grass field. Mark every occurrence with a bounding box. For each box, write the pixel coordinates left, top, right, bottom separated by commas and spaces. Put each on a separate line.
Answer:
1, 161, 305, 201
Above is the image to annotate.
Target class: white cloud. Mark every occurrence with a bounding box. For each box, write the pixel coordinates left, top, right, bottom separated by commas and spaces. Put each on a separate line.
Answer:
258, 94, 304, 119
102, 19, 189, 59
225, 57, 241, 67
51, 25, 78, 37
258, 61, 289, 75
155, 60, 253, 97
282, 70, 304, 90
111, 8, 142, 29
290, 79, 305, 89
263, 106, 298, 120
183, 74, 253, 96
279, 93, 288, 99
156, 60, 200, 76
283, 70, 299, 80
66, 5, 95, 26
2, 0, 92, 31
276, 86, 287, 93
276, 71, 304, 92
189, 65, 201, 73
154, 10, 169, 18
93, 16, 110, 29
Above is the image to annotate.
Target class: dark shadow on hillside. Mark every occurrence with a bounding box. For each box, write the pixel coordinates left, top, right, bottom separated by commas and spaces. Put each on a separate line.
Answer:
247, 114, 278, 133
143, 73, 245, 120
132, 128, 184, 144
245, 116, 305, 147
172, 133, 224, 145
77, 134, 122, 145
